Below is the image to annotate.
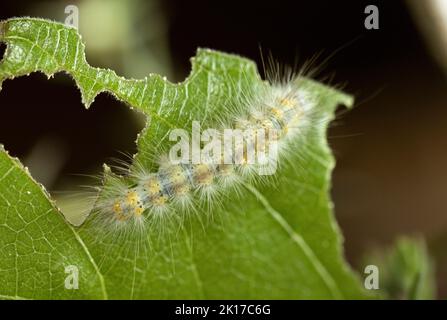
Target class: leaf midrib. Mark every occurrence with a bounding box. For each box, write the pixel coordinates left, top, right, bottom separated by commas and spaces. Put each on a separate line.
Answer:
245, 183, 343, 299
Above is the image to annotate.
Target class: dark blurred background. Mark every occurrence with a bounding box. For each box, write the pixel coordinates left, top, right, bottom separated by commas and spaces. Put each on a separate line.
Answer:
0, 0, 446, 296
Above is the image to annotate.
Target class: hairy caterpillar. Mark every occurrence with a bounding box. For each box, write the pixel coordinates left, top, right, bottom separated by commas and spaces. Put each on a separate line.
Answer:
89, 63, 319, 233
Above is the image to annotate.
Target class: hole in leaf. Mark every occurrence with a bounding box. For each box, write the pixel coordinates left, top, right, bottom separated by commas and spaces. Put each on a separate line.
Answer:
0, 42, 5, 61
0, 72, 145, 195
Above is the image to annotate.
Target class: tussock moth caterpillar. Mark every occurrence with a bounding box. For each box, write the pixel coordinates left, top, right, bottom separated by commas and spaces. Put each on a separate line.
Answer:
86, 56, 324, 237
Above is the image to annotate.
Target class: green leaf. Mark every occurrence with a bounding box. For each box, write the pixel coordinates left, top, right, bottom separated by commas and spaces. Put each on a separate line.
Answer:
0, 17, 368, 299
0, 147, 107, 299
364, 237, 436, 299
